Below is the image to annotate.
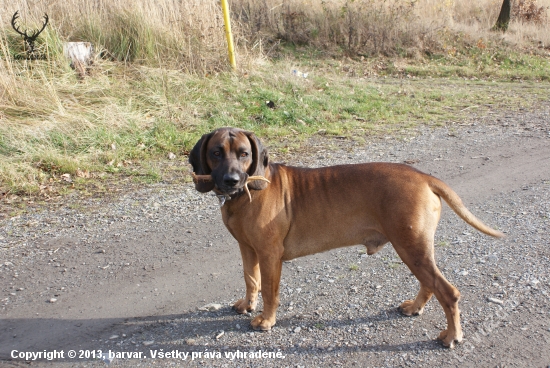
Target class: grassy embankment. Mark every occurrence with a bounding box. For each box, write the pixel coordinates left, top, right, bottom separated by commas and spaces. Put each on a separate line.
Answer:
0, 0, 549, 202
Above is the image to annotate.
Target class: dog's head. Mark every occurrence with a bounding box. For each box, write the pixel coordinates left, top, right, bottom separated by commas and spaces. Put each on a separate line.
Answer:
189, 127, 269, 195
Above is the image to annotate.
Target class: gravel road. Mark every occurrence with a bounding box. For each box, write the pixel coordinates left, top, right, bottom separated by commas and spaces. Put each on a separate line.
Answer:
1, 105, 549, 367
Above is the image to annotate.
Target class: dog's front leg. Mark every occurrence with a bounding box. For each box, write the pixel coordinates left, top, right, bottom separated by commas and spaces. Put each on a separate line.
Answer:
233, 242, 261, 314
250, 254, 283, 331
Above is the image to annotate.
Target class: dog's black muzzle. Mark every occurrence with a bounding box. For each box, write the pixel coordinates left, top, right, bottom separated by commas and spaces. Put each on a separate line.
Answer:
212, 170, 249, 196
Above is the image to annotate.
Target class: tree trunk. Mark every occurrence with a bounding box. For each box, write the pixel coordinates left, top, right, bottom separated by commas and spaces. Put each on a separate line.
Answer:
63, 42, 94, 78
493, 0, 511, 31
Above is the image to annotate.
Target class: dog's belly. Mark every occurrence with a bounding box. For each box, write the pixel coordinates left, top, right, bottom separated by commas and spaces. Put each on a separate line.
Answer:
282, 220, 387, 260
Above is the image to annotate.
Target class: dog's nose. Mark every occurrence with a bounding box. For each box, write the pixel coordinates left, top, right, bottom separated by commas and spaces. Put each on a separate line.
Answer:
223, 173, 240, 187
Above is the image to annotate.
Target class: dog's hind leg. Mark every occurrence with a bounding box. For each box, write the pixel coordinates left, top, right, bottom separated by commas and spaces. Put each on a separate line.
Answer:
233, 242, 261, 314
399, 284, 433, 316
393, 241, 463, 348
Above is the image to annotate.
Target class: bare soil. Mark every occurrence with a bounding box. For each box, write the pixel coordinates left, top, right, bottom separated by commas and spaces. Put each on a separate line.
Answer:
1, 104, 549, 367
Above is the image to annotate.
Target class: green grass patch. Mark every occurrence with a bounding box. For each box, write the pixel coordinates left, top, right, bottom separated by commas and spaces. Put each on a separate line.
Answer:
406, 52, 550, 80
387, 262, 401, 269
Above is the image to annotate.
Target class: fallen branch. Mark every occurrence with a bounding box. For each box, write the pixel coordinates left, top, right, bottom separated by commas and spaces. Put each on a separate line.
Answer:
191, 173, 270, 202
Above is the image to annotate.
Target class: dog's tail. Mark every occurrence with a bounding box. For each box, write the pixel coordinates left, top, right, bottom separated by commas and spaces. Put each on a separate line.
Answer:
428, 178, 505, 238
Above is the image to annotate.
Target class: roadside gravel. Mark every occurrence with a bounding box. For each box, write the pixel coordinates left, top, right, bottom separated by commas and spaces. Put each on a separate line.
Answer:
1, 105, 549, 367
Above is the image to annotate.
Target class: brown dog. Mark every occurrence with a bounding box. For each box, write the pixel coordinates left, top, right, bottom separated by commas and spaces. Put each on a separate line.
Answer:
189, 127, 503, 348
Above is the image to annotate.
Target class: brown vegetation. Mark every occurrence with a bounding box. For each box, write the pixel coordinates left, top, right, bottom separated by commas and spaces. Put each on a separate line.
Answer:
513, 0, 549, 24
1, 0, 548, 71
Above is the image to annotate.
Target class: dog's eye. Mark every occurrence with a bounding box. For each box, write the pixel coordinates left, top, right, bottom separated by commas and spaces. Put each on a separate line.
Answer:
213, 151, 221, 157
240, 152, 249, 158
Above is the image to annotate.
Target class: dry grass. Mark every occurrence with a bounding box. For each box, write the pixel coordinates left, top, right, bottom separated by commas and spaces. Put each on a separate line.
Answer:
1, 0, 548, 65
1, 0, 228, 71
233, 0, 549, 55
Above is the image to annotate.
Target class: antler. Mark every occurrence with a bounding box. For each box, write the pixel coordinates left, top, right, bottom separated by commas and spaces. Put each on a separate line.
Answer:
30, 14, 49, 39
242, 176, 270, 202
11, 11, 26, 37
11, 11, 49, 55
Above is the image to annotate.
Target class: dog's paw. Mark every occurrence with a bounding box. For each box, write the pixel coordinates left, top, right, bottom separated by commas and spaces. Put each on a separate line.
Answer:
233, 298, 257, 314
399, 300, 424, 316
251, 315, 275, 331
437, 329, 463, 349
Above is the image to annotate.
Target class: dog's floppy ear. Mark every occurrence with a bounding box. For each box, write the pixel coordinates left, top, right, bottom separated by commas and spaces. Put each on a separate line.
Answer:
189, 132, 215, 193
245, 131, 269, 190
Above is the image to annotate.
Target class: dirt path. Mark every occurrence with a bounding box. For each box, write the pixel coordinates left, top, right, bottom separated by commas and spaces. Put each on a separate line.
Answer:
1, 106, 549, 367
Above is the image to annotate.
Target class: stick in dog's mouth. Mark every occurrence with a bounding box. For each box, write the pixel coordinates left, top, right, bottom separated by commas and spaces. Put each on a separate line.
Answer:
192, 172, 270, 202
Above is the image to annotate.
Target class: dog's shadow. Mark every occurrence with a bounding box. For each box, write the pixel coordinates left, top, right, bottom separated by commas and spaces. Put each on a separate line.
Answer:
0, 306, 444, 362
112, 305, 445, 356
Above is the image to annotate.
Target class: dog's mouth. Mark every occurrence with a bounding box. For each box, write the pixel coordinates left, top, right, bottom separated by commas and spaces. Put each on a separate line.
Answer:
214, 185, 242, 196
192, 172, 270, 206
213, 174, 249, 196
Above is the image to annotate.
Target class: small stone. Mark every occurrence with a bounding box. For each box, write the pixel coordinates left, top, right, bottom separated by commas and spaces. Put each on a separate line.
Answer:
101, 352, 115, 364
293, 327, 302, 333
487, 297, 503, 305
186, 339, 196, 346
168, 152, 176, 160
109, 335, 119, 340
487, 255, 498, 262
458, 270, 469, 276
142, 341, 154, 346
49, 298, 57, 303
60, 173, 72, 182
235, 324, 240, 330
199, 303, 223, 311
530, 279, 540, 286
376, 285, 382, 289
215, 331, 224, 340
